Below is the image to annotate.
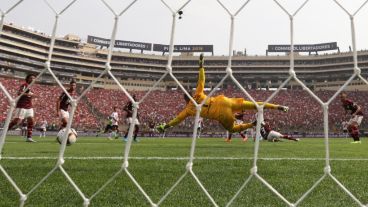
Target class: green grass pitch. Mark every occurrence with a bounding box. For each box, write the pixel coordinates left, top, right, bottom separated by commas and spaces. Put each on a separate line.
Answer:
0, 136, 367, 207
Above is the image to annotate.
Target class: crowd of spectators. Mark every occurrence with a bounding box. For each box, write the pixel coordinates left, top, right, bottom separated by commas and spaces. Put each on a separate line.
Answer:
1, 77, 368, 135
0, 78, 99, 131
85, 86, 368, 135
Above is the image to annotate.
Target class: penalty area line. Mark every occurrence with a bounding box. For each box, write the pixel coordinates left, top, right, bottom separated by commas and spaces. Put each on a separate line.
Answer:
2, 157, 368, 161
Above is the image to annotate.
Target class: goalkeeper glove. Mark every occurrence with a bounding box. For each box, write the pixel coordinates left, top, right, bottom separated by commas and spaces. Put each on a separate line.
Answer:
156, 123, 166, 133
199, 53, 204, 68
278, 106, 289, 112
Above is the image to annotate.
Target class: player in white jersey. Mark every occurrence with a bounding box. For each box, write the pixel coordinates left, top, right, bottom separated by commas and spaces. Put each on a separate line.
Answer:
39, 118, 48, 137
108, 107, 119, 140
196, 117, 204, 138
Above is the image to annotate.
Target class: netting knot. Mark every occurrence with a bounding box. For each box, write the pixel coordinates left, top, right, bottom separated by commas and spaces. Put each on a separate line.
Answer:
165, 65, 172, 73
324, 165, 331, 174
57, 158, 65, 166
250, 166, 258, 174
20, 194, 27, 202
151, 204, 158, 207
105, 63, 112, 71
289, 70, 296, 78
186, 162, 193, 171
322, 103, 328, 110
71, 99, 77, 108
9, 99, 16, 107
122, 161, 129, 169
44, 61, 51, 69
83, 198, 90, 206
354, 67, 361, 75
132, 102, 139, 109
226, 67, 232, 75
289, 203, 295, 207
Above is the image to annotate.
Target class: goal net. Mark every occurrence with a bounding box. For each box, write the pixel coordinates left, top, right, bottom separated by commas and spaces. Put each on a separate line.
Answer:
0, 0, 368, 206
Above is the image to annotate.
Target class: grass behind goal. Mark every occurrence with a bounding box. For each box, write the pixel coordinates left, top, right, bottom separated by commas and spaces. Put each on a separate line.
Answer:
0, 136, 367, 207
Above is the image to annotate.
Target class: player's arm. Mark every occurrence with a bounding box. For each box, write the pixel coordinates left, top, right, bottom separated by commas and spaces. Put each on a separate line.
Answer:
157, 109, 189, 132
194, 54, 205, 96
352, 103, 362, 116
168, 109, 189, 127
18, 84, 33, 97
123, 102, 131, 113
56, 94, 62, 115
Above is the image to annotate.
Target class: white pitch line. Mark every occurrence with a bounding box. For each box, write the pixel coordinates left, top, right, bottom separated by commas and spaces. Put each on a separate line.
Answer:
2, 157, 368, 161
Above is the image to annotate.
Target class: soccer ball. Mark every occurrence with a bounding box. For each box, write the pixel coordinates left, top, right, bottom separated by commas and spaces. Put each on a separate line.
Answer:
57, 128, 77, 145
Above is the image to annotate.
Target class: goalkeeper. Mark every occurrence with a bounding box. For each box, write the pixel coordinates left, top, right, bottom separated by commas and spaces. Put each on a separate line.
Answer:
157, 54, 289, 133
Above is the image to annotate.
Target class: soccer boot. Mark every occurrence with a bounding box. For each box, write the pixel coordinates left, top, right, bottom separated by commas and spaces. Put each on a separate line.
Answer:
26, 137, 36, 143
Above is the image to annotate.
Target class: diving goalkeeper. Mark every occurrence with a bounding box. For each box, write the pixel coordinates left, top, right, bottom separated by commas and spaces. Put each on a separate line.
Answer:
157, 54, 289, 133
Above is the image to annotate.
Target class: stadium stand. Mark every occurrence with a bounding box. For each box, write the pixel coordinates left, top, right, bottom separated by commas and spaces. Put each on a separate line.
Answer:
1, 23, 368, 136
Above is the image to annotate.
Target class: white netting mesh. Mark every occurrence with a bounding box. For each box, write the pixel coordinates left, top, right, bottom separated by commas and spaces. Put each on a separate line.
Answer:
0, 0, 368, 206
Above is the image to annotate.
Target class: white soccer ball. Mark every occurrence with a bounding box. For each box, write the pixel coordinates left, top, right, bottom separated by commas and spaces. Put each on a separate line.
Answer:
57, 128, 77, 145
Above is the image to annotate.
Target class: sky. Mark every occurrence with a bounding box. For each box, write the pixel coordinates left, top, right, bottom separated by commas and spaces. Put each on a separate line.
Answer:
1, 0, 368, 56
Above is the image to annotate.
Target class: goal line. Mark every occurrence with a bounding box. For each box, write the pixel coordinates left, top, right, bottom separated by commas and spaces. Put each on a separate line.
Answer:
2, 156, 368, 161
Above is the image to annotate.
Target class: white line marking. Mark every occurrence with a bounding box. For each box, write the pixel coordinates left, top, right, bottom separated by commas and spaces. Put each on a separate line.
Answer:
2, 157, 368, 161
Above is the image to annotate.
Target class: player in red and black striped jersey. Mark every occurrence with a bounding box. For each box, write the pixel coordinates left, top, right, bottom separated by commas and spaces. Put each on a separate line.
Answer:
148, 119, 155, 137
340, 92, 364, 143
260, 119, 299, 142
123, 95, 140, 142
56, 79, 77, 129
8, 74, 37, 142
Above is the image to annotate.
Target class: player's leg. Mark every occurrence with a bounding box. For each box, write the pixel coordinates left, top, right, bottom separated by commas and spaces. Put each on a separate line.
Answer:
26, 114, 35, 142
111, 125, 118, 139
9, 118, 21, 130
231, 122, 255, 133
348, 123, 360, 143
270, 130, 299, 141
229, 98, 288, 112
282, 134, 299, 141
348, 117, 361, 143
225, 133, 232, 142
9, 108, 23, 130
114, 125, 120, 139
266, 132, 281, 142
197, 126, 201, 139
123, 123, 130, 142
60, 110, 69, 129
239, 131, 248, 142
133, 125, 139, 142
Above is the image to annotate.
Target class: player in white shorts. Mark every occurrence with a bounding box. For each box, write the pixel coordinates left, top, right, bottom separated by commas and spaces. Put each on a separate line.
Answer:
39, 118, 48, 137
340, 92, 364, 143
196, 117, 204, 138
108, 107, 119, 139
123, 95, 140, 142
57, 79, 76, 129
8, 74, 36, 142
260, 119, 299, 142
